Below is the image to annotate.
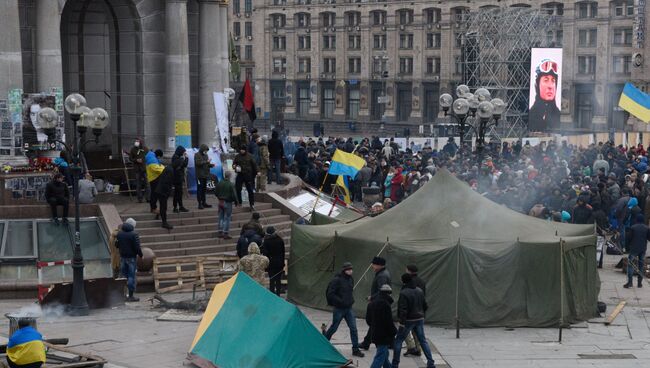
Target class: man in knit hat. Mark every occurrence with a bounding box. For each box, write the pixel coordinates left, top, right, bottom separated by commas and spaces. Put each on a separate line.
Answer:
116, 217, 142, 301
323, 262, 365, 358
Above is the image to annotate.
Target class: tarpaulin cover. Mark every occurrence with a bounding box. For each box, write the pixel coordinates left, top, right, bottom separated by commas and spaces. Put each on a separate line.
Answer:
288, 169, 600, 327
189, 272, 349, 368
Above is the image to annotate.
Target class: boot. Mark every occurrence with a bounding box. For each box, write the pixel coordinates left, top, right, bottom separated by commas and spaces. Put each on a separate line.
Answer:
203, 203, 213, 208
179, 207, 189, 212
173, 207, 179, 213
198, 204, 204, 210
126, 290, 140, 302
623, 282, 633, 288
638, 278, 643, 288
162, 222, 174, 230
352, 349, 365, 358
404, 348, 421, 357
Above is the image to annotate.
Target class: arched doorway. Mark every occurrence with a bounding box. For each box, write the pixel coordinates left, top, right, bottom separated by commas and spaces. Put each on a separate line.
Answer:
61, 0, 143, 153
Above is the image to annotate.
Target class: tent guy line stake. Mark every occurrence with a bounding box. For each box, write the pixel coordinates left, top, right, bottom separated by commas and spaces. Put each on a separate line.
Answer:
353, 238, 389, 291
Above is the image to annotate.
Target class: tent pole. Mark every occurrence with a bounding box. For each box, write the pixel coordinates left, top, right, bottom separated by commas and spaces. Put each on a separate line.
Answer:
311, 172, 330, 214
455, 239, 461, 339
353, 238, 389, 290
559, 239, 564, 343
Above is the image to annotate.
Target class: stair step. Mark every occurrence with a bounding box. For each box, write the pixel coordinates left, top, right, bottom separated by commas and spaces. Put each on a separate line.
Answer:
126, 203, 272, 222
134, 208, 283, 228
144, 235, 292, 251
137, 214, 290, 235
154, 240, 292, 258
139, 221, 293, 243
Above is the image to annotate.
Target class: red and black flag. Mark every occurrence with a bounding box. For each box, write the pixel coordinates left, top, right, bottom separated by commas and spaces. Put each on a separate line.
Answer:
238, 79, 257, 122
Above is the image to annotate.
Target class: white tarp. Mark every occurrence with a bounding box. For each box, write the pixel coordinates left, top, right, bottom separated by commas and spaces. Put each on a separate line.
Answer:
213, 92, 230, 153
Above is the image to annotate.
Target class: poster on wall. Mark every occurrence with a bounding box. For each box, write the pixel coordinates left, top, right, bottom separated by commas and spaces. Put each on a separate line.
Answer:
22, 94, 56, 149
528, 48, 562, 132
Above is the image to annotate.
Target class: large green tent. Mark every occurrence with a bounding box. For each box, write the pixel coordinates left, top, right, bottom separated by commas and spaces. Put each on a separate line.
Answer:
189, 272, 350, 368
288, 169, 600, 327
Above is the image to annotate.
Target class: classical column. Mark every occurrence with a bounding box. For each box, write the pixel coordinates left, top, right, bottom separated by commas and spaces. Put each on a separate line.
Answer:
35, 0, 63, 92
198, 0, 224, 147
165, 0, 192, 152
0, 0, 23, 97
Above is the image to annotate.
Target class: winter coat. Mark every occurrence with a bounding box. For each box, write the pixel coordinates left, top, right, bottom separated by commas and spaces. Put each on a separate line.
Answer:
237, 230, 263, 258
129, 146, 147, 169
572, 204, 594, 225
214, 179, 238, 203
78, 179, 97, 204
116, 222, 143, 259
233, 152, 258, 181
294, 146, 310, 167
241, 219, 264, 237
45, 180, 69, 202
411, 274, 426, 296
593, 155, 610, 175
366, 293, 397, 346
171, 146, 188, 185
268, 136, 284, 160
154, 166, 174, 197
327, 272, 355, 309
238, 243, 269, 284
370, 267, 391, 300
258, 143, 270, 170
262, 233, 285, 271
626, 223, 650, 254
194, 145, 212, 179
397, 282, 427, 323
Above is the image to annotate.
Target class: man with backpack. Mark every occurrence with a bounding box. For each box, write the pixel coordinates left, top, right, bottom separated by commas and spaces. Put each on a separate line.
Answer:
323, 262, 365, 358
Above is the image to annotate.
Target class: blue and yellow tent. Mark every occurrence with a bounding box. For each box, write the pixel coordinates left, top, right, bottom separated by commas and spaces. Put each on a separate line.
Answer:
189, 272, 350, 368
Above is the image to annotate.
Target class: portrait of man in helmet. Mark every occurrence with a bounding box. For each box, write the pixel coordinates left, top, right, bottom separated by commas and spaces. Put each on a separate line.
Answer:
529, 51, 562, 132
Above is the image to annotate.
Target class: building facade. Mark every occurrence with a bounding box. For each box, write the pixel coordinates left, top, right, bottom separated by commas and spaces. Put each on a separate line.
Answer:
232, 0, 647, 137
0, 0, 230, 160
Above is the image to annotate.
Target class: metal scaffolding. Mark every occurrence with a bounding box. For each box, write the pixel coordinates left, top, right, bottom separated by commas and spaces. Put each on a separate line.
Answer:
459, 8, 562, 140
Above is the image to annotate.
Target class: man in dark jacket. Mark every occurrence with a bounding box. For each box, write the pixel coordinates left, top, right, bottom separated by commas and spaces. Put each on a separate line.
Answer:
294, 143, 311, 179
261, 226, 285, 295
323, 262, 365, 358
171, 145, 189, 213
194, 144, 214, 209
129, 138, 148, 202
233, 147, 258, 208
366, 284, 397, 368
236, 226, 263, 259
572, 195, 594, 225
45, 173, 69, 225
624, 214, 650, 288
268, 131, 284, 185
154, 165, 174, 230
214, 170, 238, 239
392, 273, 435, 368
404, 265, 425, 357
116, 218, 143, 301
240, 212, 264, 237
360, 256, 391, 350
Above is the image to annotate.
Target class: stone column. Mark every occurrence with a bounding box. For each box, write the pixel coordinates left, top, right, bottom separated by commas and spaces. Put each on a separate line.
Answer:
35, 0, 63, 92
0, 0, 23, 98
199, 0, 224, 148
165, 0, 192, 153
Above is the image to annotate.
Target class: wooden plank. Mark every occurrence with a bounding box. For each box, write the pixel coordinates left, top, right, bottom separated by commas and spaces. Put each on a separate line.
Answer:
153, 258, 160, 292
605, 301, 626, 325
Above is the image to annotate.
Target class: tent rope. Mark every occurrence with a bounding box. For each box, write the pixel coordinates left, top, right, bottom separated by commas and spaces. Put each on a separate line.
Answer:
353, 239, 389, 291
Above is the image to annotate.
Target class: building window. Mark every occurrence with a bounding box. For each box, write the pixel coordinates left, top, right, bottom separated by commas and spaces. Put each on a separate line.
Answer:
454, 56, 462, 75
542, 2, 564, 16
245, 22, 252, 37
322, 12, 336, 27
296, 13, 311, 28
426, 33, 441, 49
273, 57, 286, 74
556, 30, 564, 46
234, 22, 241, 37
245, 67, 253, 81
373, 58, 387, 74
234, 45, 241, 59
399, 34, 414, 49
455, 32, 463, 48
297, 0, 311, 4
613, 28, 633, 46
578, 29, 597, 47
373, 34, 386, 49
323, 35, 336, 50
273, 0, 287, 5
271, 14, 286, 28
399, 57, 413, 75
273, 36, 286, 50
297, 85, 310, 117
298, 58, 311, 73
244, 0, 252, 13
233, 0, 240, 14
348, 35, 361, 50
577, 55, 596, 74
613, 0, 634, 16
298, 35, 311, 50
244, 45, 252, 60
577, 2, 597, 19
452, 7, 469, 23
371, 10, 386, 26
612, 55, 632, 74
348, 58, 361, 74
322, 86, 335, 118
346, 12, 361, 26
348, 86, 360, 119
424, 8, 441, 24
426, 57, 441, 75
398, 9, 414, 25
323, 58, 336, 73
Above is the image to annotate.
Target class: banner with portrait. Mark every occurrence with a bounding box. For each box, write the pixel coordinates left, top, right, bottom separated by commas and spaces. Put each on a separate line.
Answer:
528, 48, 562, 132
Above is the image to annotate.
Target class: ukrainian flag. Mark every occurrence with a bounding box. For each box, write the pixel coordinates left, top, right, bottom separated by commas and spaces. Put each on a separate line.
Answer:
336, 175, 352, 204
7, 326, 46, 366
329, 149, 365, 177
619, 82, 650, 123
145, 150, 164, 182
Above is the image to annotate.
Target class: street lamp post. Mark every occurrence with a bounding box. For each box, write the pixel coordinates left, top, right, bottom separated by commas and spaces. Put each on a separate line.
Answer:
38, 93, 109, 316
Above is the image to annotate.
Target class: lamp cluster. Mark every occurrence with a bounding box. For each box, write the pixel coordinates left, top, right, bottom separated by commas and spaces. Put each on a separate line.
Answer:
439, 84, 507, 121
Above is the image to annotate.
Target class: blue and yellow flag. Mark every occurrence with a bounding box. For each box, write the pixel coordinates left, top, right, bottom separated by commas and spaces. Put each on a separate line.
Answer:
619, 82, 650, 123
145, 150, 164, 183
7, 326, 46, 366
336, 175, 351, 204
329, 149, 365, 178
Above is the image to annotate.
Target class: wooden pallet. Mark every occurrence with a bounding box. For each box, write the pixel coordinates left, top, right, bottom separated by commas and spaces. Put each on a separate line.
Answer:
152, 255, 239, 294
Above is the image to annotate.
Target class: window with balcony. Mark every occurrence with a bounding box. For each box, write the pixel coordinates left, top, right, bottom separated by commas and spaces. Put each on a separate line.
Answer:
613, 0, 634, 16
613, 28, 633, 46
323, 57, 336, 73
399, 34, 414, 49
577, 2, 597, 19
323, 35, 336, 50
373, 34, 386, 49
298, 58, 311, 73
273, 36, 286, 50
398, 9, 414, 25
298, 35, 311, 50
424, 8, 441, 24
578, 55, 596, 74
612, 55, 632, 74
426, 33, 441, 49
348, 58, 361, 74
426, 57, 441, 75
399, 57, 413, 75
273, 57, 287, 74
371, 10, 386, 26
578, 29, 597, 47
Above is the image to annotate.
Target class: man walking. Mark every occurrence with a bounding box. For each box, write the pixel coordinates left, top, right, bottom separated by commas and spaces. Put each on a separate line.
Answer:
624, 214, 650, 288
262, 226, 285, 295
233, 146, 258, 209
392, 273, 436, 368
153, 164, 174, 230
359, 256, 391, 350
268, 131, 284, 185
129, 138, 148, 202
404, 264, 425, 357
366, 284, 397, 368
116, 218, 143, 301
324, 262, 365, 358
45, 173, 69, 225
256, 137, 270, 192
171, 145, 189, 213
214, 171, 238, 239
145, 149, 164, 216
194, 144, 214, 209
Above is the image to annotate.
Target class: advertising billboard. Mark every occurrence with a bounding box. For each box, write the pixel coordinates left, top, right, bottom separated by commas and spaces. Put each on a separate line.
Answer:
528, 48, 562, 132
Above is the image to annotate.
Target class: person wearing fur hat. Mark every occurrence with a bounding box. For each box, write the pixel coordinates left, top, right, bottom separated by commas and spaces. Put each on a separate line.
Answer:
529, 58, 561, 131
261, 226, 285, 295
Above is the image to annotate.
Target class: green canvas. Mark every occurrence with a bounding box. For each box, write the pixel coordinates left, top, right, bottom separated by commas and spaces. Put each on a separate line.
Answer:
288, 169, 600, 327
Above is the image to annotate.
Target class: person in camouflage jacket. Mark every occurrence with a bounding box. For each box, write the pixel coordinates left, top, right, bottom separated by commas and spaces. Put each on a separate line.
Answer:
238, 242, 269, 285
